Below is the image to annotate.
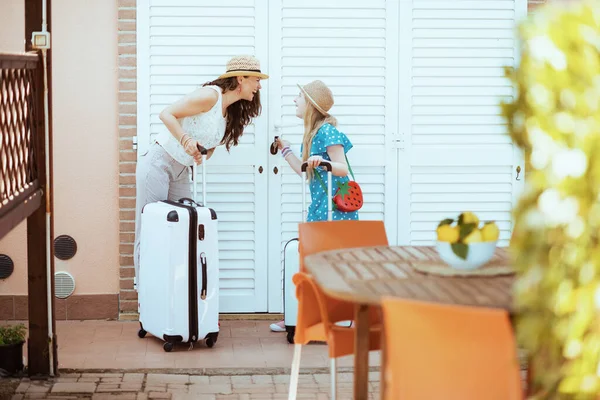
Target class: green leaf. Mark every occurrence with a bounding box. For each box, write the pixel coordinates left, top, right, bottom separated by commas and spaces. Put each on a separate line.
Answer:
451, 243, 469, 260
437, 218, 454, 228
459, 223, 477, 240
336, 182, 351, 200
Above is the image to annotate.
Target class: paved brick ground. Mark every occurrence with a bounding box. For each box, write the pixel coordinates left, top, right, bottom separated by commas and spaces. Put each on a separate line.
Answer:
5, 320, 379, 370
4, 372, 381, 399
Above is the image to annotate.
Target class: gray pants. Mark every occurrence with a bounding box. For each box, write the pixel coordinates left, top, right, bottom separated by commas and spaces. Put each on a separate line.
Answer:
134, 142, 192, 286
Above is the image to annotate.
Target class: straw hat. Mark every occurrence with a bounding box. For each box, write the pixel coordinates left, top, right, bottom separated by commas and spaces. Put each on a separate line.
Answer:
297, 80, 334, 116
218, 55, 269, 80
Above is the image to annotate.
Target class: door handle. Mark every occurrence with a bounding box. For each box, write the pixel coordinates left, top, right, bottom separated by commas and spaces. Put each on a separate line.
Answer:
258, 166, 263, 174
270, 136, 279, 155
274, 166, 278, 174
516, 166, 521, 181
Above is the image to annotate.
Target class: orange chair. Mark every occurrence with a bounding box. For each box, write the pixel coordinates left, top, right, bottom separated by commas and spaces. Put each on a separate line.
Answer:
288, 220, 388, 400
298, 220, 389, 274
381, 298, 522, 400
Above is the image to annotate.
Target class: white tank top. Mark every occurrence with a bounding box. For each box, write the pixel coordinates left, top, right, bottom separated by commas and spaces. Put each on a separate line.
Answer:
156, 85, 226, 166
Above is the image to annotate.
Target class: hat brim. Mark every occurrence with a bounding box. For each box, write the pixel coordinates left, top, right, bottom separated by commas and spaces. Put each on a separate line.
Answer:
297, 83, 329, 116
218, 71, 269, 80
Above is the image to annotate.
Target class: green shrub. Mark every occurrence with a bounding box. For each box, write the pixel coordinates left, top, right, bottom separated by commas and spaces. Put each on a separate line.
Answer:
0, 324, 26, 345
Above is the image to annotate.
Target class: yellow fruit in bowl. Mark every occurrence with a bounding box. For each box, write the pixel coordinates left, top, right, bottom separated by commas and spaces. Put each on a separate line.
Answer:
463, 228, 482, 244
458, 211, 479, 226
437, 224, 459, 243
481, 222, 500, 242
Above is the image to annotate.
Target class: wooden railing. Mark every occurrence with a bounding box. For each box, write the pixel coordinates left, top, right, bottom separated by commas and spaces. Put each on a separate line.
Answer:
0, 49, 56, 377
0, 53, 44, 239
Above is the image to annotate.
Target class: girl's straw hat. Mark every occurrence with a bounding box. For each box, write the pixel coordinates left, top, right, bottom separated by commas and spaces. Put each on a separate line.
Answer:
218, 55, 269, 80
297, 80, 334, 116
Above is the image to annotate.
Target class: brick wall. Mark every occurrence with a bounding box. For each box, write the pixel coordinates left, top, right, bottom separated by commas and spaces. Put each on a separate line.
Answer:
117, 0, 138, 318
114, 0, 548, 319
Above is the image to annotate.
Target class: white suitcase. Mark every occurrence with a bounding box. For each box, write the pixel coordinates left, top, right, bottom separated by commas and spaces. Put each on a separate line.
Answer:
137, 147, 219, 352
283, 161, 333, 344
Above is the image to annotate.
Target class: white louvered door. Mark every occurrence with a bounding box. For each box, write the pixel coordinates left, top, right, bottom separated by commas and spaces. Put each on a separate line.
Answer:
397, 0, 526, 247
266, 0, 400, 312
138, 0, 526, 314
137, 0, 269, 312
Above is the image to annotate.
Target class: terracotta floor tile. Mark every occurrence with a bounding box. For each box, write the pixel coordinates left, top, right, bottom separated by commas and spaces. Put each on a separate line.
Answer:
113, 356, 147, 369
83, 355, 117, 369
117, 341, 148, 356
230, 337, 262, 350
25, 320, 381, 371
144, 355, 176, 369
264, 354, 327, 369
216, 326, 232, 338
57, 355, 86, 369
93, 325, 124, 339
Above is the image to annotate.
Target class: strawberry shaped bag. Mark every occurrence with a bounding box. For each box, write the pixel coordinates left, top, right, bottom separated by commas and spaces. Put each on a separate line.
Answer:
315, 154, 363, 212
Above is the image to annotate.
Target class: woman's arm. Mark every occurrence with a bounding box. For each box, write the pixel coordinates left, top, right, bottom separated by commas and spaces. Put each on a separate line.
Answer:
159, 88, 219, 144
206, 148, 216, 160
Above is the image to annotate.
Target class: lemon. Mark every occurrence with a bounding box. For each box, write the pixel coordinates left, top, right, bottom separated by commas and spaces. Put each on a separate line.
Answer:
463, 228, 483, 244
481, 222, 500, 242
459, 211, 479, 226
437, 224, 459, 243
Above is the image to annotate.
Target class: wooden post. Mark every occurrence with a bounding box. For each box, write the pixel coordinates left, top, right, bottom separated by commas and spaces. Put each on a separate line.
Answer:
25, 0, 57, 377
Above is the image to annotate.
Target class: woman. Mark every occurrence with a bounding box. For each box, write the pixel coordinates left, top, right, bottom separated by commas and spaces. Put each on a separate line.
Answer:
134, 55, 269, 286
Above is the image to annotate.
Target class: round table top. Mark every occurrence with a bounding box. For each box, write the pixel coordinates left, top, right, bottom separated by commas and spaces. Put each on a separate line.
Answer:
303, 245, 515, 311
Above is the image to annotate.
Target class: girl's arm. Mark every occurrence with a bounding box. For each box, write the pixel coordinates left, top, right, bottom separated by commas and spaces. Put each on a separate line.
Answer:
284, 152, 303, 176
278, 140, 349, 177
276, 139, 303, 176
305, 145, 349, 176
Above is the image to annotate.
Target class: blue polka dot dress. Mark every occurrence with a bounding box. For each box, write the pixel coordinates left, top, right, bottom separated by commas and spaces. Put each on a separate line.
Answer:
302, 123, 359, 222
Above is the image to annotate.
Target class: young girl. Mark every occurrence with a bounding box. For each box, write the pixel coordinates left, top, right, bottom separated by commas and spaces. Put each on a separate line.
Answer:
270, 80, 358, 332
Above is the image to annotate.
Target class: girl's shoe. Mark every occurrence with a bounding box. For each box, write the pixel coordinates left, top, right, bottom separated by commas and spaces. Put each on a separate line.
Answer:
270, 320, 286, 332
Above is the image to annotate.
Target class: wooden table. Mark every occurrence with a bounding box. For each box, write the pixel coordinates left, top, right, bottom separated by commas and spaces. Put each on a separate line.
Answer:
304, 245, 515, 400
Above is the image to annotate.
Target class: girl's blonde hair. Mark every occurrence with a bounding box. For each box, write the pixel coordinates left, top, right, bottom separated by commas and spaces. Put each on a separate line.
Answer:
301, 101, 337, 180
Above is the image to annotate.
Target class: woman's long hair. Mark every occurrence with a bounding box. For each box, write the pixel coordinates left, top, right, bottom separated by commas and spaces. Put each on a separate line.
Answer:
301, 102, 337, 180
203, 77, 262, 151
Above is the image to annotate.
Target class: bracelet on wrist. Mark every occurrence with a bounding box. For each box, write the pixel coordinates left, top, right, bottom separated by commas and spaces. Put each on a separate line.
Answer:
182, 136, 193, 149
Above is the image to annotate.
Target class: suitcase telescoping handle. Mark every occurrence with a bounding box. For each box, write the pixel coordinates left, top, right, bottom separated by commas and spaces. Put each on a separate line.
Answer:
301, 161, 333, 223
190, 144, 208, 206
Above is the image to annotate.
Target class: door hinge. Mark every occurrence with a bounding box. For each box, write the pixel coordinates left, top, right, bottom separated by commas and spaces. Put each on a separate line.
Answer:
132, 136, 138, 151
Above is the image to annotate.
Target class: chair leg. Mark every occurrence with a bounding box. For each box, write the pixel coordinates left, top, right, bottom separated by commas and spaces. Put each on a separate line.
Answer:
330, 357, 337, 400
288, 344, 302, 400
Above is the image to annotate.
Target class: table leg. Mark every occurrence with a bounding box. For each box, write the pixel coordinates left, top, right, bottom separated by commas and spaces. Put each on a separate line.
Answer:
354, 304, 370, 400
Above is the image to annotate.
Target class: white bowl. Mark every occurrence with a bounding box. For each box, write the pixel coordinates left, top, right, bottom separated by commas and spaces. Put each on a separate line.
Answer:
435, 241, 497, 270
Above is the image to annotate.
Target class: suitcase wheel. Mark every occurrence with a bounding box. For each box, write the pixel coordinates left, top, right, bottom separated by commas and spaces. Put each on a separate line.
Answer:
286, 327, 295, 344
163, 342, 174, 352
205, 332, 219, 348
138, 323, 147, 339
